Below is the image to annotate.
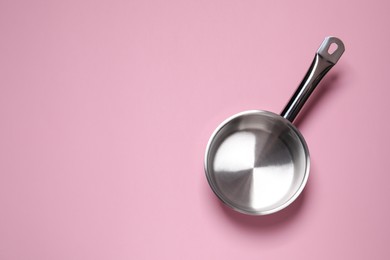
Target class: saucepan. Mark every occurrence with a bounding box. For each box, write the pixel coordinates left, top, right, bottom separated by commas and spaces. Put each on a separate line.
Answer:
204, 37, 345, 215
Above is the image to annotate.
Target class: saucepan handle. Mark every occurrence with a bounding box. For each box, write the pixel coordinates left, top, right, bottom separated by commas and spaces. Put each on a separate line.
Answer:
280, 37, 345, 123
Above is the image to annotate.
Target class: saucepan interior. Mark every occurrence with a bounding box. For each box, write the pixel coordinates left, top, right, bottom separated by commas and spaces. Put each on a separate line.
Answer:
204, 110, 310, 215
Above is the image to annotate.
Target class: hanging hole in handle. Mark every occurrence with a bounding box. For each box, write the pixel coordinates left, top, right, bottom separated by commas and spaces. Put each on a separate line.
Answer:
317, 37, 345, 64
328, 42, 338, 55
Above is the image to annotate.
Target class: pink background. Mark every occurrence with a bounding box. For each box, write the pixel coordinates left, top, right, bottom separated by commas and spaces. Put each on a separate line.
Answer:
1, 0, 390, 259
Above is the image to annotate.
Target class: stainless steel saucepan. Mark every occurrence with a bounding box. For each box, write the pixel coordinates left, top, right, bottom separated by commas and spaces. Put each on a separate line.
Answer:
204, 37, 345, 215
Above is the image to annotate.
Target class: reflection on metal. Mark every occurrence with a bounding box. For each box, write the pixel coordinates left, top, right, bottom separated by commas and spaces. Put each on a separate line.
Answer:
205, 37, 345, 215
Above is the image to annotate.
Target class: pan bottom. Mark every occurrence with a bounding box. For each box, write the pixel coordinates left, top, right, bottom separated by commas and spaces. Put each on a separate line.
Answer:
205, 111, 309, 215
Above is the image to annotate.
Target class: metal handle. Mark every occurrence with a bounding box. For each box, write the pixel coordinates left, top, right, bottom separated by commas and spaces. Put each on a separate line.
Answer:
280, 37, 345, 122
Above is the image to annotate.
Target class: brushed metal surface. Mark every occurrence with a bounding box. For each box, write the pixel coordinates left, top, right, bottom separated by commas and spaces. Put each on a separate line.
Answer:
205, 111, 309, 215
205, 37, 345, 215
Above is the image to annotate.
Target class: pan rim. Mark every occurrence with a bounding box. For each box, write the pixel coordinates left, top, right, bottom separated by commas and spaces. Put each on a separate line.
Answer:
204, 110, 310, 216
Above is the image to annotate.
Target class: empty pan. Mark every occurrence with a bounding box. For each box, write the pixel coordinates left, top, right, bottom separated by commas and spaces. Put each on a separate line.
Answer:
204, 37, 345, 215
